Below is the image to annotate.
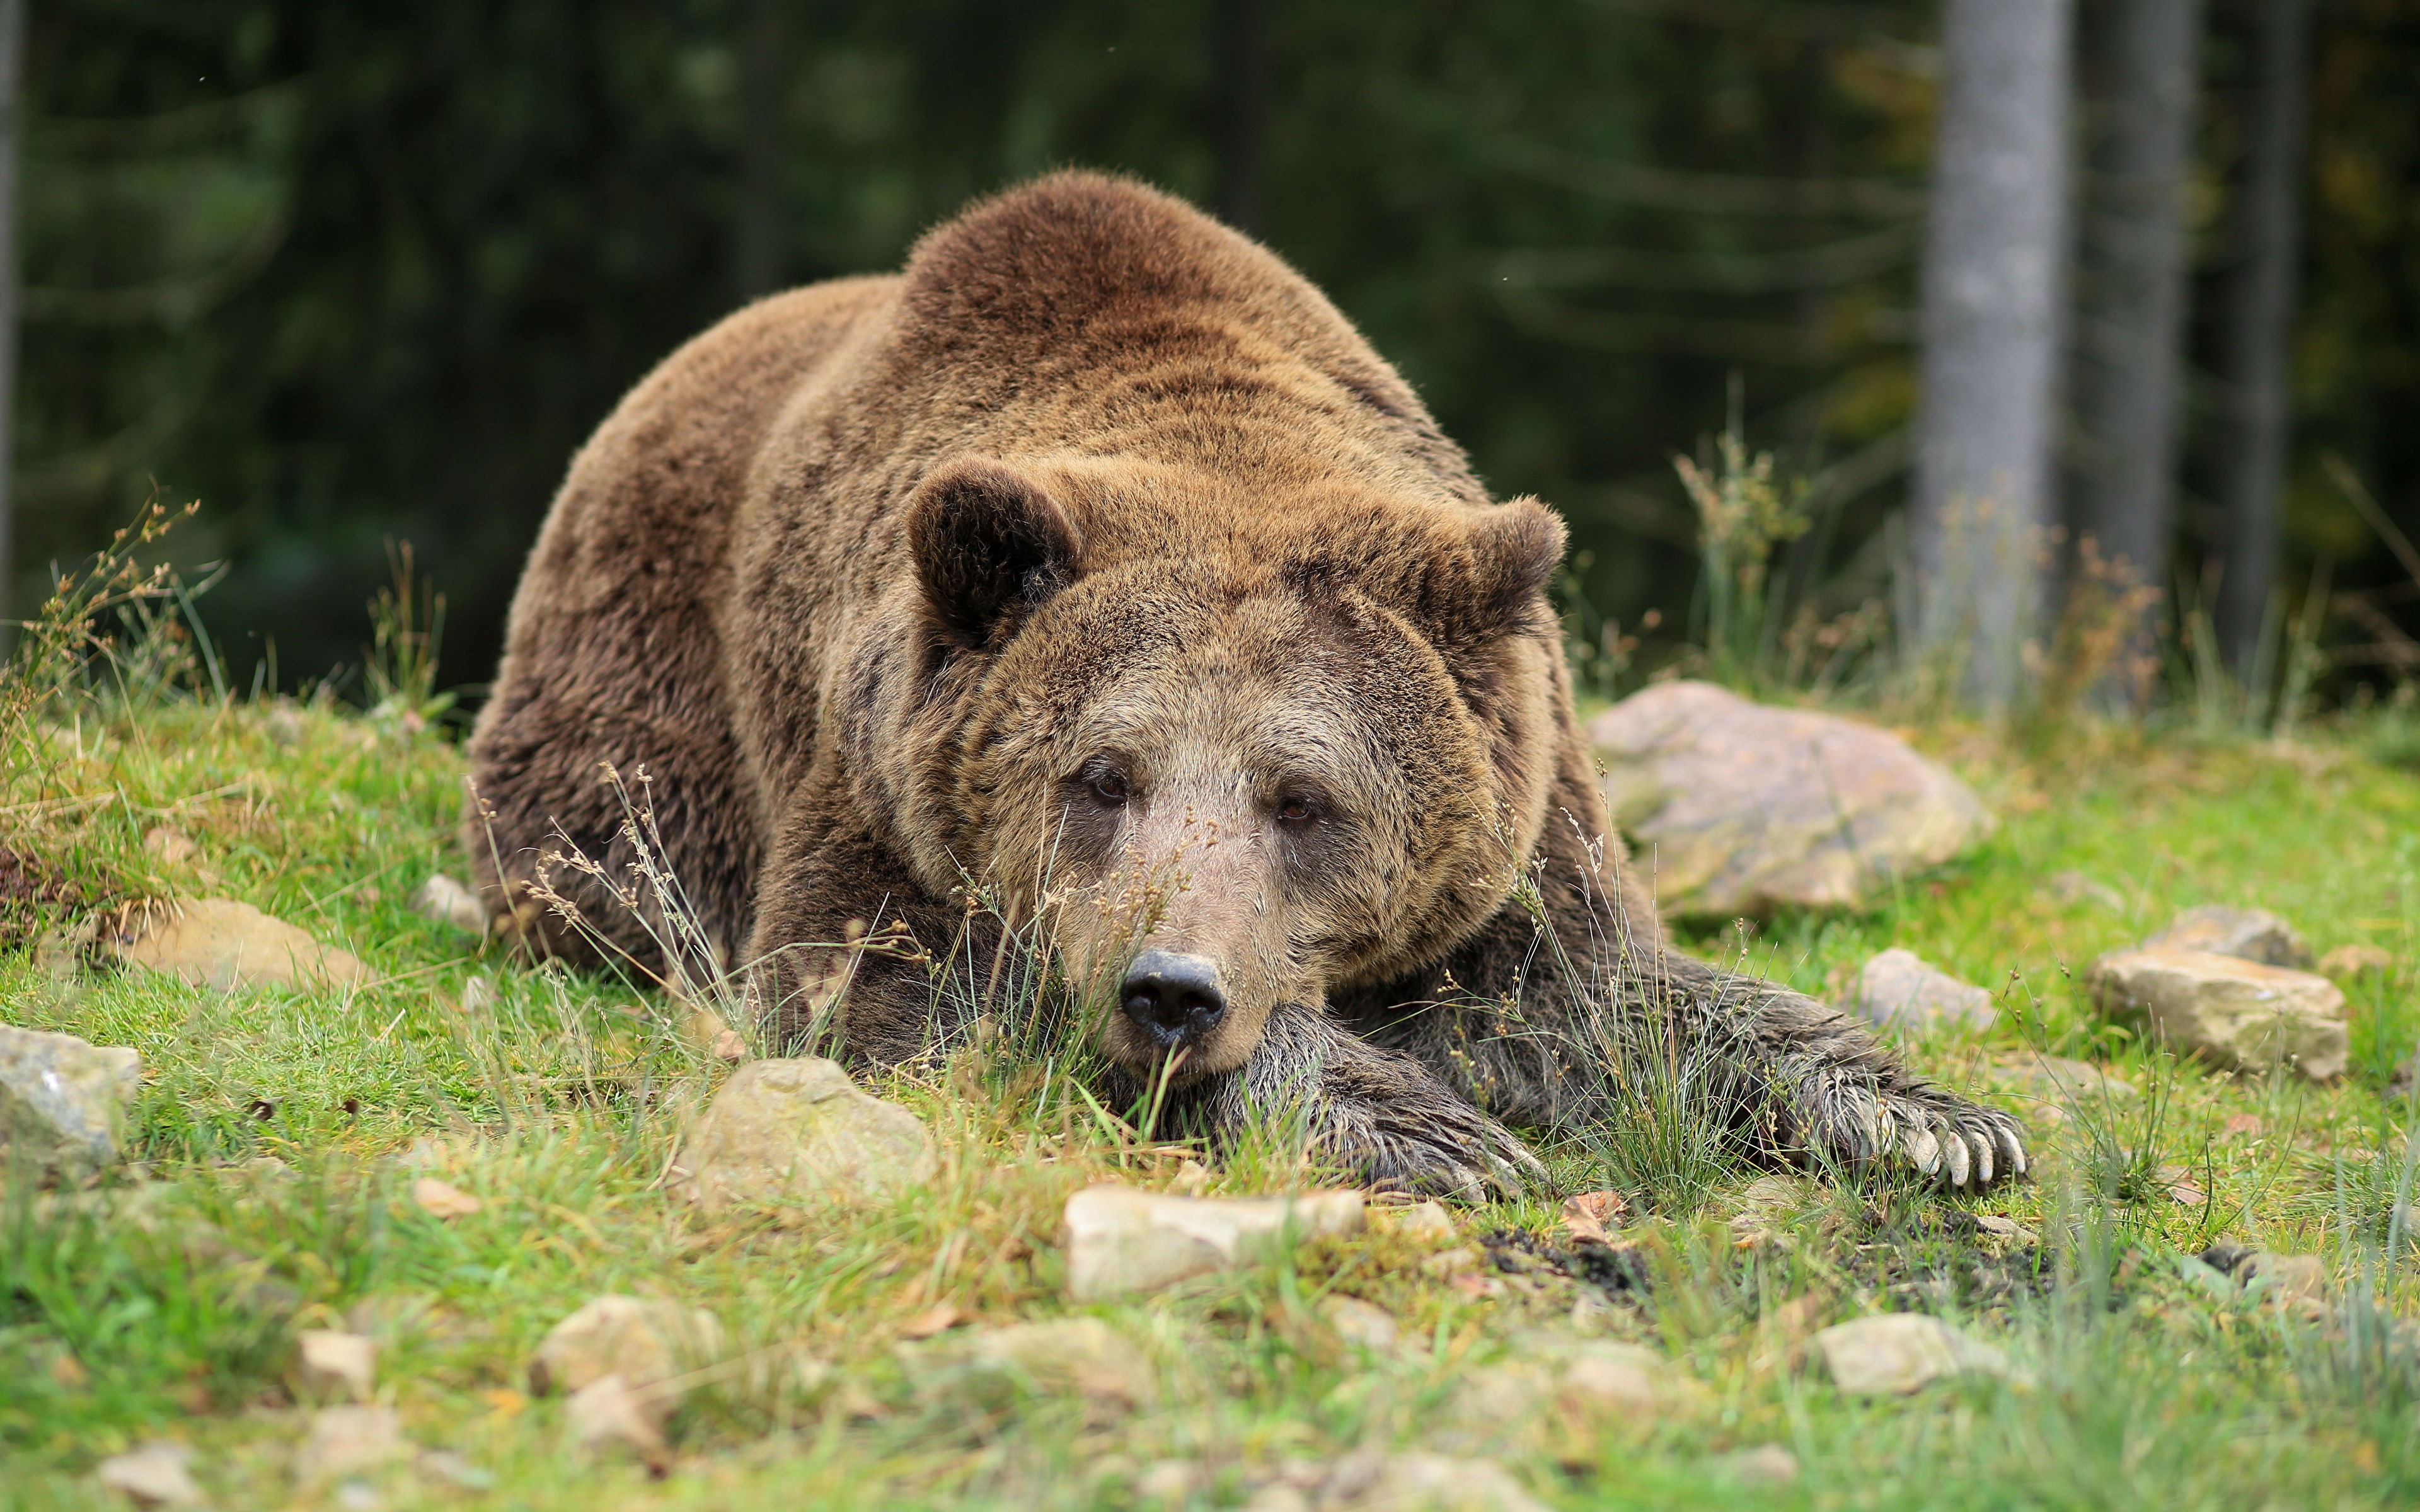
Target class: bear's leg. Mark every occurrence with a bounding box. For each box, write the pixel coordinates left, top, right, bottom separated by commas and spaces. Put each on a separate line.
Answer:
744, 787, 989, 1065
1153, 1000, 1547, 1200
1616, 948, 2025, 1188
1386, 908, 2027, 1190
465, 697, 760, 980
1359, 796, 2027, 1190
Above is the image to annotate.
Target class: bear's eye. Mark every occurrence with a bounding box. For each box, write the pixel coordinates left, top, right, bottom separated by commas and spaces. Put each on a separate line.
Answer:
1273, 794, 1318, 827
1088, 767, 1131, 806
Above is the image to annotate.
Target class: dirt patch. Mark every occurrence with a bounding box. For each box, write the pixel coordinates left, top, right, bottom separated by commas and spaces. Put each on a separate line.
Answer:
0, 844, 93, 944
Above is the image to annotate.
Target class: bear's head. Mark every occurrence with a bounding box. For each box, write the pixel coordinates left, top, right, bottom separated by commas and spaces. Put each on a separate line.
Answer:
892, 454, 1571, 1082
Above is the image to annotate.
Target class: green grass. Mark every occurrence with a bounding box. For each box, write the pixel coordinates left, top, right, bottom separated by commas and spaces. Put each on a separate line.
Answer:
5, 689, 2420, 1509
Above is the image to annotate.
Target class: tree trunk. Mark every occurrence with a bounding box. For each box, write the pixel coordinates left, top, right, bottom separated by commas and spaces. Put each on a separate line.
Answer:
1912, 0, 2077, 709
1214, 0, 1264, 235
2068, 0, 2204, 628
2213, 0, 2310, 676
0, 0, 22, 656
734, 0, 784, 300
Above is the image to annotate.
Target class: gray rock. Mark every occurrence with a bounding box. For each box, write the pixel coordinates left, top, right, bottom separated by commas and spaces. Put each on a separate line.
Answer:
948, 1317, 1157, 1407
411, 874, 488, 937
1813, 1314, 2014, 1395
1371, 1197, 1456, 1240
670, 1058, 935, 1211
294, 1405, 411, 1486
1320, 1296, 1400, 1352
1990, 1053, 2138, 1110
1443, 1341, 1690, 1453
0, 1023, 141, 1181
565, 1373, 668, 1460
2319, 943, 2394, 980
1320, 1452, 1550, 1512
529, 1294, 722, 1401
2087, 948, 2348, 1080
1061, 1184, 1364, 1302
2144, 906, 2313, 970
109, 898, 369, 992
1135, 1460, 1196, 1499
96, 1443, 204, 1507
296, 1329, 377, 1402
1587, 681, 1991, 916
1849, 948, 1997, 1031
1713, 1444, 1801, 1486
2046, 870, 2127, 912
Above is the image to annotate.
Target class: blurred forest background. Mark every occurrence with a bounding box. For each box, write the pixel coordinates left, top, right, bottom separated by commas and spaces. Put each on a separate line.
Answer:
8, 0, 2419, 716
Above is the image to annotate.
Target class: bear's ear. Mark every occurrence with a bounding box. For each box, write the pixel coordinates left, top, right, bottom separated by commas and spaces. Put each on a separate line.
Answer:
907, 457, 1085, 651
1421, 496, 1567, 647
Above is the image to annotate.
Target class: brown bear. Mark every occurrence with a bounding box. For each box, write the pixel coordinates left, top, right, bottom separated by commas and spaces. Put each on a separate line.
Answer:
465, 171, 2025, 1197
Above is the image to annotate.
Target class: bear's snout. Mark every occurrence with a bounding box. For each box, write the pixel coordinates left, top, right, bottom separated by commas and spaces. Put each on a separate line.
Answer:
1119, 949, 1228, 1049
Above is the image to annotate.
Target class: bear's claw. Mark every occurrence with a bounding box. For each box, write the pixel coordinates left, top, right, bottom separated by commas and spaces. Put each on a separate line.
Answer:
1884, 1096, 2026, 1191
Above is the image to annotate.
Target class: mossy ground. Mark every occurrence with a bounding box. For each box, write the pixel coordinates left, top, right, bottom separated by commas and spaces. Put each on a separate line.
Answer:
4, 696, 2419, 1510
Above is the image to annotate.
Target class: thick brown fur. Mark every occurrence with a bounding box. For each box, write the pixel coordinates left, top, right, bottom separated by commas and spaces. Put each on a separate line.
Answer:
466, 172, 2025, 1197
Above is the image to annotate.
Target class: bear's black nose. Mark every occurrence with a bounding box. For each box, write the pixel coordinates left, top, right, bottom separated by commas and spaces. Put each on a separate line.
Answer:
1120, 949, 1227, 1045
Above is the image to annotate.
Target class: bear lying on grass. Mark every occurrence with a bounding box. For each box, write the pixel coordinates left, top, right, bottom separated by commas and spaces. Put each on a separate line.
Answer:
466, 171, 2025, 1197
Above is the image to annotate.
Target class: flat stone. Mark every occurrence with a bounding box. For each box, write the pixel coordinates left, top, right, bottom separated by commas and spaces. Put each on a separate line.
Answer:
1062, 1184, 1364, 1302
1135, 1461, 1196, 1499
1713, 1444, 1801, 1486
110, 898, 369, 992
142, 827, 199, 866
2087, 948, 2348, 1080
565, 1373, 667, 1460
670, 1057, 935, 1211
1587, 680, 1990, 916
1555, 1342, 1670, 1414
410, 1177, 482, 1219
1990, 1053, 2138, 1110
2144, 906, 2313, 970
1371, 1197, 1456, 1241
957, 1317, 1156, 1406
1320, 1296, 1400, 1351
412, 874, 488, 936
1850, 948, 1997, 1031
2319, 943, 2394, 980
0, 1024, 141, 1181
1813, 1314, 2014, 1395
294, 1404, 411, 1486
1320, 1452, 1550, 1512
1445, 1342, 1687, 1453
96, 1442, 204, 1506
529, 1295, 722, 1403
297, 1329, 377, 1402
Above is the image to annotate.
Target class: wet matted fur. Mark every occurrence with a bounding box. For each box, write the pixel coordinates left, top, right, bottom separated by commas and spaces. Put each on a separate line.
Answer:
465, 171, 2025, 1197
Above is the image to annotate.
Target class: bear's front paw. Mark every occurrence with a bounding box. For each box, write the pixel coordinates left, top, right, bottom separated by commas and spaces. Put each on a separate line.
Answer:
1342, 1101, 1547, 1203
1807, 1084, 2029, 1190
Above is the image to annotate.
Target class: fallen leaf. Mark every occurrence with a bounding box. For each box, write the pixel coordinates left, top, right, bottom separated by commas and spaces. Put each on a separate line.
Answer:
1560, 1189, 1629, 1246
2223, 1114, 2264, 1138
2159, 1166, 2208, 1206
899, 1304, 962, 1339
413, 1177, 483, 1218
